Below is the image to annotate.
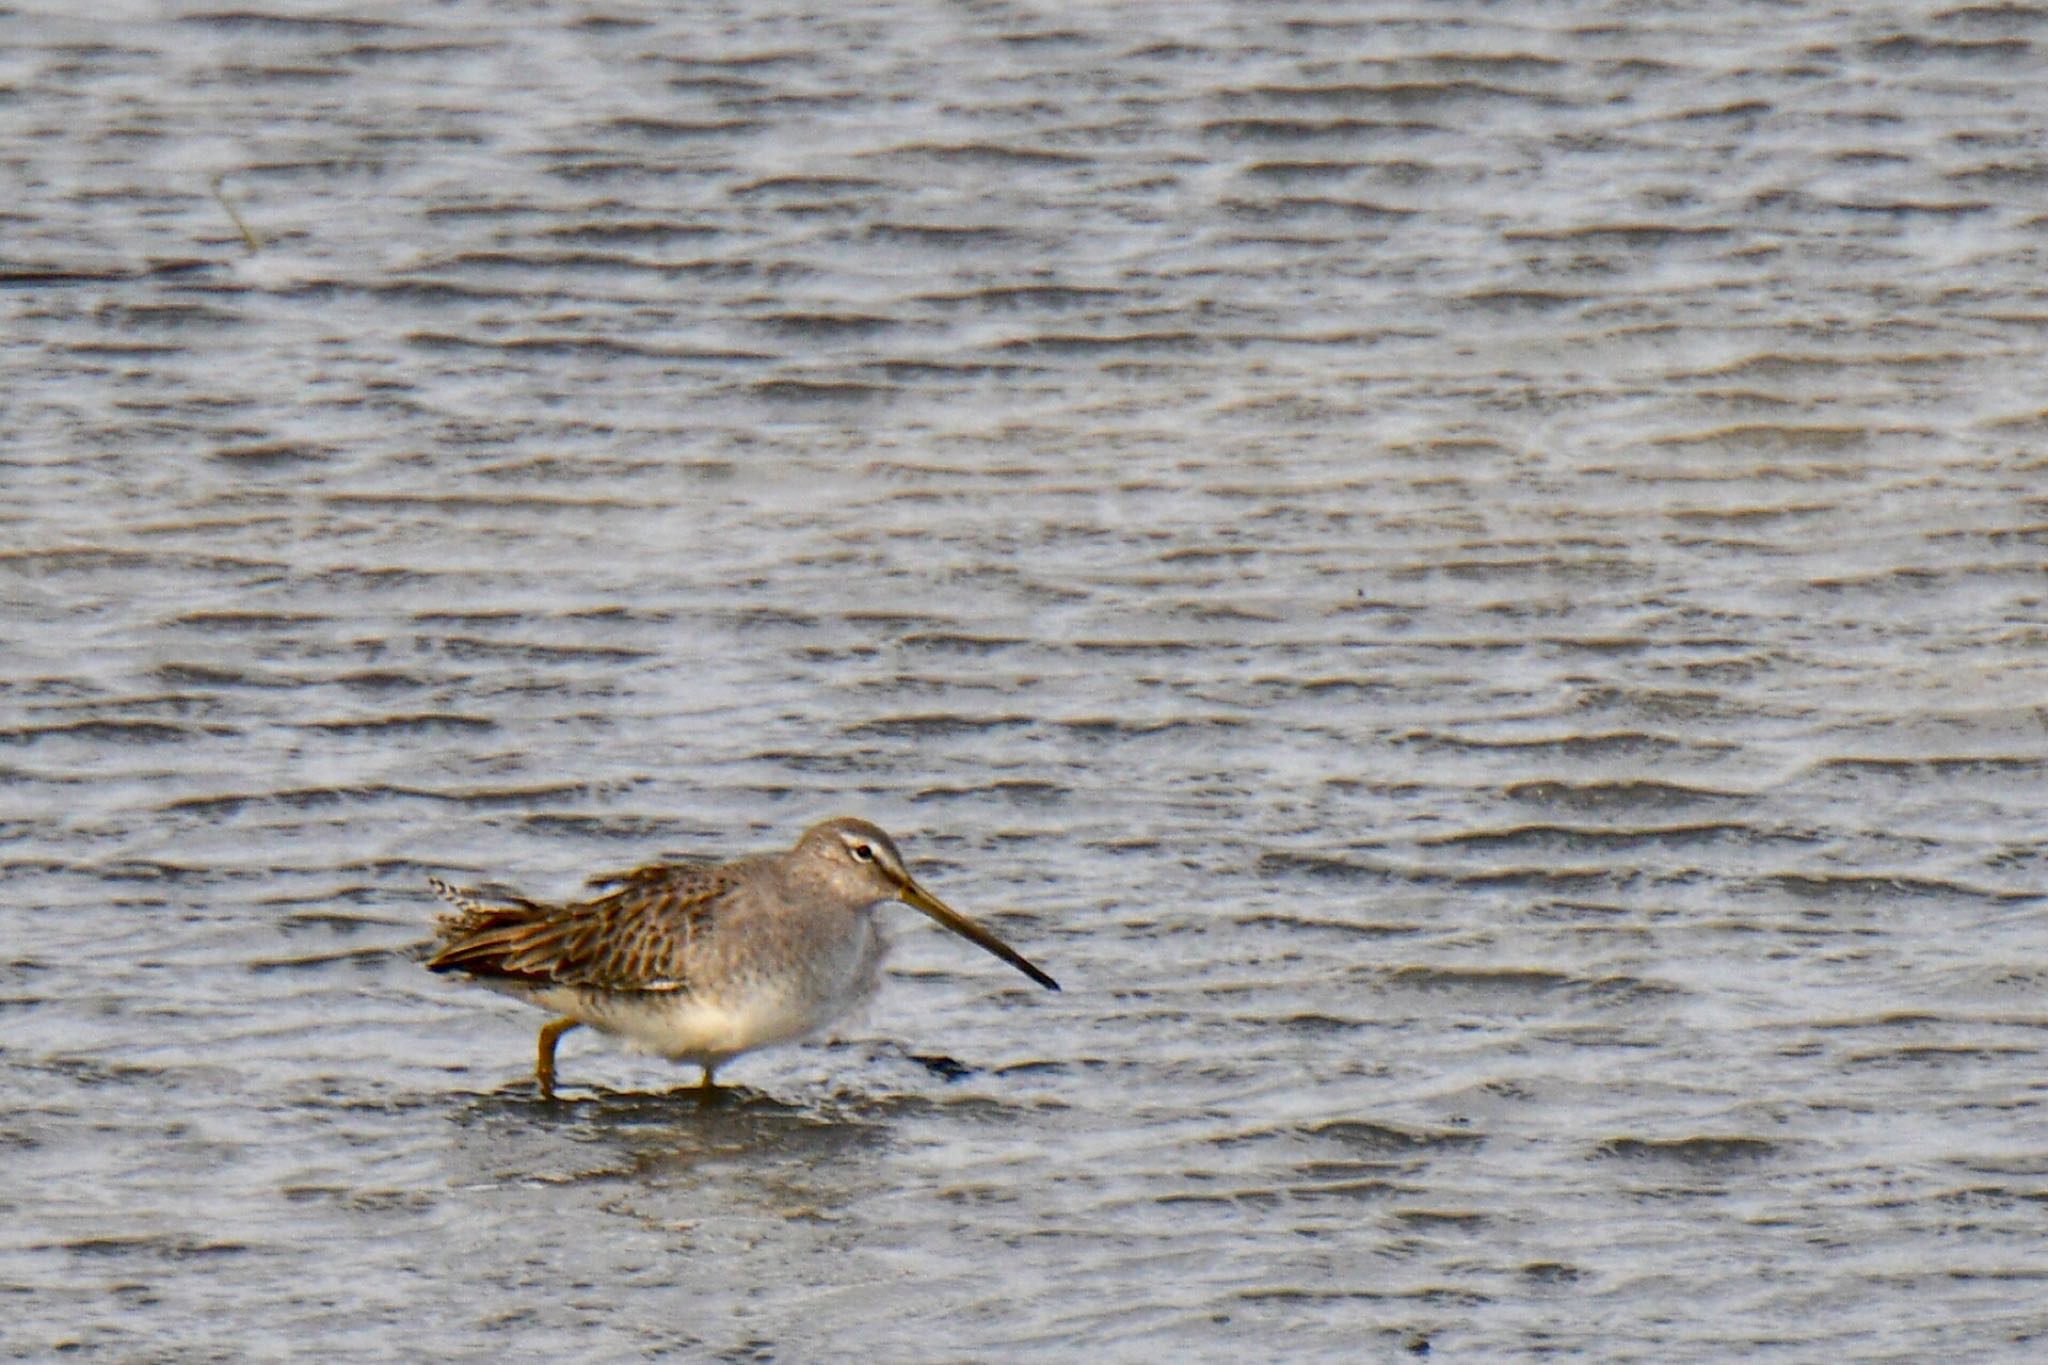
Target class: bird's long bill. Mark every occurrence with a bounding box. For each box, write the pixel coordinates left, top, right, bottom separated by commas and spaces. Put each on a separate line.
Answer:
898, 878, 1059, 991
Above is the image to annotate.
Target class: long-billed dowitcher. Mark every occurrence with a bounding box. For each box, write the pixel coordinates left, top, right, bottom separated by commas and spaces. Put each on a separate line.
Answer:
425, 817, 1057, 1098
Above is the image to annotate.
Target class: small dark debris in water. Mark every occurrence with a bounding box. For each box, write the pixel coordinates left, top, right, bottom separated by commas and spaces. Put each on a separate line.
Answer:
1305, 1118, 1484, 1152
908, 1052, 976, 1081
1595, 1134, 1778, 1163
1406, 1332, 1431, 1355
212, 440, 327, 465
1521, 1261, 1583, 1283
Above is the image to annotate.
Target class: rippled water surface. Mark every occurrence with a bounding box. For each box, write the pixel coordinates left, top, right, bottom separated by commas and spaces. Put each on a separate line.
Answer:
7, 1, 2048, 1358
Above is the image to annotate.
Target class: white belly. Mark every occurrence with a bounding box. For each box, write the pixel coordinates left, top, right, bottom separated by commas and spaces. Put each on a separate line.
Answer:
551, 983, 863, 1065
491, 914, 885, 1069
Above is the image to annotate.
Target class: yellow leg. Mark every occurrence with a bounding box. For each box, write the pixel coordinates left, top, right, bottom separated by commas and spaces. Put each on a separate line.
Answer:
695, 1063, 719, 1103
535, 1017, 581, 1099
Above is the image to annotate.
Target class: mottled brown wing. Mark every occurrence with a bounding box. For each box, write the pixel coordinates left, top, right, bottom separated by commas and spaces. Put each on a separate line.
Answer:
425, 862, 737, 993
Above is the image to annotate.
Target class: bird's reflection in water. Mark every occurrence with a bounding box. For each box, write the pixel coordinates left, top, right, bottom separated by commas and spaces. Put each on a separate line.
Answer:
437, 1031, 1056, 1231
448, 1081, 884, 1184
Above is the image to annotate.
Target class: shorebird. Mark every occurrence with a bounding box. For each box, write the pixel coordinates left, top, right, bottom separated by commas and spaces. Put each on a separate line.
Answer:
424, 817, 1058, 1098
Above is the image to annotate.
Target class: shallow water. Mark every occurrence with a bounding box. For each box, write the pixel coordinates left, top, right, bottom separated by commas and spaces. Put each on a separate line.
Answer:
6, 0, 2048, 1358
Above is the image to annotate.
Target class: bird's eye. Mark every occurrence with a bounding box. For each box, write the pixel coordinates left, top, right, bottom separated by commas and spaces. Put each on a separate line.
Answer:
851, 843, 875, 862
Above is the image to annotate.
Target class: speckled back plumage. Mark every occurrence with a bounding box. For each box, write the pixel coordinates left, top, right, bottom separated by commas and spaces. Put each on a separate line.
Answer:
426, 860, 743, 993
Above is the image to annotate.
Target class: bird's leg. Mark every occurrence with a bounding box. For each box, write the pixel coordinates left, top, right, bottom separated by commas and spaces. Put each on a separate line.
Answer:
695, 1063, 719, 1105
535, 1017, 581, 1099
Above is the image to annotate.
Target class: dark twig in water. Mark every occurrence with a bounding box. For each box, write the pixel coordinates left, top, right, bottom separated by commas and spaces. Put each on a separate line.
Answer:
209, 175, 261, 255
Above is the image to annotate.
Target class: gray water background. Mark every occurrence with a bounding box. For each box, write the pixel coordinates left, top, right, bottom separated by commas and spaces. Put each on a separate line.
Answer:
5, 1, 2048, 1359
